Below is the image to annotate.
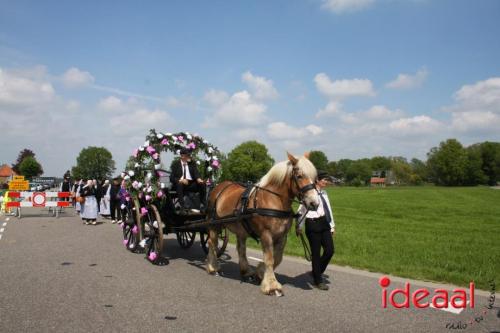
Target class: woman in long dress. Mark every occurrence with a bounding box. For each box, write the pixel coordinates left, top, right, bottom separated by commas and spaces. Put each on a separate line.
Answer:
99, 180, 111, 218
74, 180, 84, 214
81, 180, 99, 225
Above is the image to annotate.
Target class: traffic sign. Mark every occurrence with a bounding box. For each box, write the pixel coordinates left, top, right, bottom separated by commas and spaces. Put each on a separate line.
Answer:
32, 192, 46, 207
8, 181, 29, 190
13, 176, 25, 181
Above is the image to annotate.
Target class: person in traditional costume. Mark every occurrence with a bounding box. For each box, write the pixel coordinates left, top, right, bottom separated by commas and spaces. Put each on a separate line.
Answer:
109, 178, 121, 224
74, 179, 84, 214
117, 179, 130, 224
81, 180, 98, 225
99, 180, 111, 218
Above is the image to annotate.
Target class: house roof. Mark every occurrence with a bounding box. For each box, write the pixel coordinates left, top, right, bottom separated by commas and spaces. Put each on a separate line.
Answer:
0, 164, 15, 177
370, 177, 386, 183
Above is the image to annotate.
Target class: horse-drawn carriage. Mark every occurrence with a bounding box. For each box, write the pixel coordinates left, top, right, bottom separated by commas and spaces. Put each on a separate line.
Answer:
120, 129, 320, 296
120, 130, 228, 264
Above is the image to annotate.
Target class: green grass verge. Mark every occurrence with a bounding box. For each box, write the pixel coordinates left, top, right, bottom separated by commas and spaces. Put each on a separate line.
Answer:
230, 186, 500, 290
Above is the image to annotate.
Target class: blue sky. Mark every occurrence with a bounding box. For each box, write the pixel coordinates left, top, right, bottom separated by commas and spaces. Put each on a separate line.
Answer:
1, 0, 499, 176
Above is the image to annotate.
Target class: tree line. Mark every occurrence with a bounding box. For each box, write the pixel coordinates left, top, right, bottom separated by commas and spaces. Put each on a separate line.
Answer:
220, 139, 500, 187
8, 138, 499, 187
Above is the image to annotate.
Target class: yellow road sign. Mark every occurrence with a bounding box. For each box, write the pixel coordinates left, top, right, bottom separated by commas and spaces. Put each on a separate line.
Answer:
8, 181, 30, 190
13, 176, 25, 181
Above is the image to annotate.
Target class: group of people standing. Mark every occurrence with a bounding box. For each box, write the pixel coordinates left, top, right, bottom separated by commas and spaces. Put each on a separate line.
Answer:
64, 178, 130, 225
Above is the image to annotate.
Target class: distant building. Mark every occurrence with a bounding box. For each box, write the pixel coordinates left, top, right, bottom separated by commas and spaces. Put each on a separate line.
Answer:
370, 177, 386, 187
0, 164, 17, 185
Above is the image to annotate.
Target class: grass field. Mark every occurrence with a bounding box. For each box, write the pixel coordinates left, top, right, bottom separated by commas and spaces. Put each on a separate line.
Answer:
239, 186, 500, 290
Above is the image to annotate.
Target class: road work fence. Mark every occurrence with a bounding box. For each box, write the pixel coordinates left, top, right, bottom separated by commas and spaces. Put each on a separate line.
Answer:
4, 191, 71, 218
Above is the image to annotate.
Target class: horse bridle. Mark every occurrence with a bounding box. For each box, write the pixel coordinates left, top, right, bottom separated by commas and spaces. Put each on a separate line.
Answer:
291, 167, 316, 203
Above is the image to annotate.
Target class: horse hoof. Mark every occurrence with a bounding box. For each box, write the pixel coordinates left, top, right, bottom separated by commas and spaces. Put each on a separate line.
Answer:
266, 289, 284, 297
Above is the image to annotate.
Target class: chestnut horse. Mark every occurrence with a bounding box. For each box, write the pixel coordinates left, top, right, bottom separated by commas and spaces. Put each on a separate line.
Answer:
206, 153, 319, 296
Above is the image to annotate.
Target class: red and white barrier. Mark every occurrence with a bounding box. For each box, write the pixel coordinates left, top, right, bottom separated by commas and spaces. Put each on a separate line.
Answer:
6, 192, 71, 218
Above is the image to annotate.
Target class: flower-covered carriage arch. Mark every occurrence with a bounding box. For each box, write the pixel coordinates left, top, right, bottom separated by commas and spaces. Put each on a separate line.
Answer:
121, 129, 222, 202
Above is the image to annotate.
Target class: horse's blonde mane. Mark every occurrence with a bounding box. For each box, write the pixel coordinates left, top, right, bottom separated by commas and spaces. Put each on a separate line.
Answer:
258, 156, 317, 187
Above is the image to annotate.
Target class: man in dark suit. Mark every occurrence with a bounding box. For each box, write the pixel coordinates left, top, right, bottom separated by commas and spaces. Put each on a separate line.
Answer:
170, 148, 206, 210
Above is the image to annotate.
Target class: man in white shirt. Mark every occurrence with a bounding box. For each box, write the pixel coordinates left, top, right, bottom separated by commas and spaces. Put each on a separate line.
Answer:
296, 170, 335, 291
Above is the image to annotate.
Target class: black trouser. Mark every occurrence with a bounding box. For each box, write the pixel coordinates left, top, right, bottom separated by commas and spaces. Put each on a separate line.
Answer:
96, 196, 101, 212
305, 216, 334, 284
110, 199, 121, 220
175, 181, 206, 208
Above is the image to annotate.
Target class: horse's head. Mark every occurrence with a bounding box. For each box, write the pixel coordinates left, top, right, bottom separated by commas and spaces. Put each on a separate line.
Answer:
287, 152, 319, 211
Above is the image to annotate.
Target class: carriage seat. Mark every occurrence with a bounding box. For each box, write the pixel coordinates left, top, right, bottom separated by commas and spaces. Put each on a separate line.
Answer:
157, 169, 205, 213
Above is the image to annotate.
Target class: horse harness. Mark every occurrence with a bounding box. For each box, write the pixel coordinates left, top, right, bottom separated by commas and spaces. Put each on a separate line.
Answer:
209, 169, 316, 241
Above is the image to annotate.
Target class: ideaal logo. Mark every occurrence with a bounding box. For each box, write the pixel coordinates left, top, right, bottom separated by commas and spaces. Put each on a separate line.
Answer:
379, 276, 474, 309
379, 276, 498, 330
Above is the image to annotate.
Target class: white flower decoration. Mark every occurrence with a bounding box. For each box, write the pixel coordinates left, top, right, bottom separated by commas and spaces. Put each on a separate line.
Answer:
134, 163, 140, 168
157, 133, 163, 139
154, 164, 161, 170
128, 170, 135, 177
160, 183, 166, 189
144, 140, 150, 146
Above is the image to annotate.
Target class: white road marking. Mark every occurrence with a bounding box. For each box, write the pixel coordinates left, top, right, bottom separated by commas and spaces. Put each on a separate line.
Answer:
2, 222, 6, 226
248, 256, 263, 262
6, 217, 10, 221
0, 228, 4, 233
430, 300, 468, 314
0, 234, 2, 240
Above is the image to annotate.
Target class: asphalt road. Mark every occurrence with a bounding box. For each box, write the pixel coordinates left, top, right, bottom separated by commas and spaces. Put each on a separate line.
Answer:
0, 208, 498, 333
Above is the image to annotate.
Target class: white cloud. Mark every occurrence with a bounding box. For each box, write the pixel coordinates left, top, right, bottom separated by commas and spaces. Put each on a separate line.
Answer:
451, 111, 500, 133
389, 115, 442, 136
314, 73, 375, 100
98, 96, 124, 111
66, 100, 80, 111
109, 108, 175, 136
61, 67, 94, 88
443, 77, 500, 134
365, 105, 403, 119
386, 68, 428, 90
0, 67, 55, 108
453, 77, 500, 111
202, 90, 268, 127
203, 89, 229, 107
267, 122, 323, 140
242, 71, 279, 100
316, 101, 343, 118
321, 0, 375, 14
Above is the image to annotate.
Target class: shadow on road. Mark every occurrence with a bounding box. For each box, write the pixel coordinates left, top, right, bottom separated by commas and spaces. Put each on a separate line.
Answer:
158, 238, 314, 291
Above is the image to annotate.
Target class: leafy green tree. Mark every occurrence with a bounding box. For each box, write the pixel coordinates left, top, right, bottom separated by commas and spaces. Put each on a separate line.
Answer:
221, 141, 274, 182
12, 148, 42, 174
309, 150, 329, 171
71, 147, 116, 180
464, 145, 487, 185
326, 161, 337, 178
346, 159, 372, 184
18, 156, 43, 179
427, 139, 468, 186
390, 157, 412, 184
335, 159, 353, 181
370, 156, 391, 176
478, 142, 500, 185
